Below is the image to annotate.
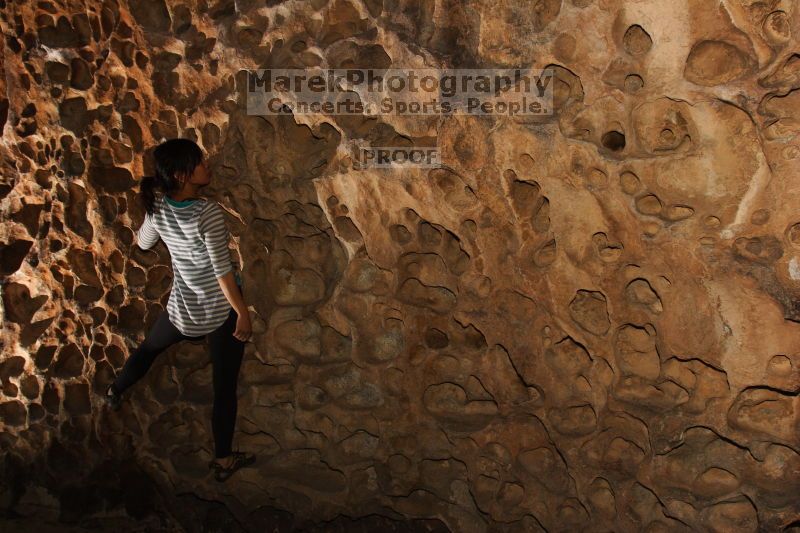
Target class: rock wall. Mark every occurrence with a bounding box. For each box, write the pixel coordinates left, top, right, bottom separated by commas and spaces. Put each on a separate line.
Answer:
1, 0, 799, 531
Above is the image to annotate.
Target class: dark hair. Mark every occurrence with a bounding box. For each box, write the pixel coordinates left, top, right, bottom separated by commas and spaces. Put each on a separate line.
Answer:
140, 138, 204, 215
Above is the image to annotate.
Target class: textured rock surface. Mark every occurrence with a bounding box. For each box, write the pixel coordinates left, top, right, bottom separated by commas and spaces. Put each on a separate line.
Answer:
1, 0, 800, 531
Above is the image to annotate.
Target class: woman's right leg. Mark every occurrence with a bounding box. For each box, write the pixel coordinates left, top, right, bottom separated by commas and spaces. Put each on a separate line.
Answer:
207, 308, 246, 460
111, 310, 190, 395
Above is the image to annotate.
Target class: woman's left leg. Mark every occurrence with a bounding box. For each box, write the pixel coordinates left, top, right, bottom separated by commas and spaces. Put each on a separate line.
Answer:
206, 307, 246, 459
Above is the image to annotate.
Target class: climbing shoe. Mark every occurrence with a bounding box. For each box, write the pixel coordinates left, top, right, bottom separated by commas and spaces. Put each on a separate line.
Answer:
208, 451, 256, 482
105, 383, 122, 411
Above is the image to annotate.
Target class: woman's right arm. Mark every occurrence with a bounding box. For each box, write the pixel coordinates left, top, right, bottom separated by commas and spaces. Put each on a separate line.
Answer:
199, 202, 252, 341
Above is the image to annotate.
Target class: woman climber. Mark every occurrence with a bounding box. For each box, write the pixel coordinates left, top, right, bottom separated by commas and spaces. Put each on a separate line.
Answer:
104, 138, 256, 482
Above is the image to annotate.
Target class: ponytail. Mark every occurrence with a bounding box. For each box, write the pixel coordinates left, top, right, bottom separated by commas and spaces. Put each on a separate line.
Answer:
139, 175, 159, 215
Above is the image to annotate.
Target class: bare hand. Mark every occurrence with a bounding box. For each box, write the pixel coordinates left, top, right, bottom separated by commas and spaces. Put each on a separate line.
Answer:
233, 311, 252, 342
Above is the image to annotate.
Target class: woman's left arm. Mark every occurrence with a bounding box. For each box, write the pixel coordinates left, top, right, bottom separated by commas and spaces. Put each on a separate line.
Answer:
137, 212, 160, 250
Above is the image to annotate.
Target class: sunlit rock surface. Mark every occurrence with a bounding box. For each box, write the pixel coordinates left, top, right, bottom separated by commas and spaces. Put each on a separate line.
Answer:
1, 0, 799, 531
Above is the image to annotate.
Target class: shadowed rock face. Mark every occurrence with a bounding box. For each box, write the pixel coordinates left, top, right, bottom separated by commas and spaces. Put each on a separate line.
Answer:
1, 0, 799, 532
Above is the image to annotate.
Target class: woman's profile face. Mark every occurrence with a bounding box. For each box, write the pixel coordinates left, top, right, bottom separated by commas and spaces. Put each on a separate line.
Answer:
189, 159, 212, 186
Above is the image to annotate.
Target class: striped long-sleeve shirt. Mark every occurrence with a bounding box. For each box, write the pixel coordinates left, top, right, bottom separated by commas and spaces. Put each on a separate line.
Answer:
136, 194, 241, 336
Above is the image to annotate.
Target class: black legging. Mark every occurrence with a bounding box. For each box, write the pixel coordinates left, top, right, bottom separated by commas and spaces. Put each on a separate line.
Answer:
111, 307, 246, 459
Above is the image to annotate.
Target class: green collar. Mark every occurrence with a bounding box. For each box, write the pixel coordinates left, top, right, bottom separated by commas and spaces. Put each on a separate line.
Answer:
165, 195, 198, 208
